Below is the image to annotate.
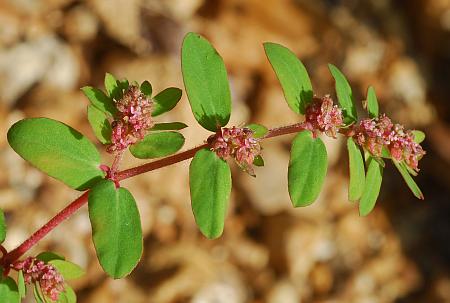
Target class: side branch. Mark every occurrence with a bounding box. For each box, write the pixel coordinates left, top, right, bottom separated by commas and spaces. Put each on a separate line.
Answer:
1, 122, 307, 265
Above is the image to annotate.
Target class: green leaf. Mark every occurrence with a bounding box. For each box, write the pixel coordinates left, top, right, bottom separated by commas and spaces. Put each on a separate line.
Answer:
88, 180, 143, 279
129, 132, 185, 159
190, 149, 231, 239
36, 251, 65, 263
87, 105, 112, 144
264, 42, 313, 114
366, 86, 379, 118
58, 285, 76, 303
104, 73, 122, 101
0, 277, 20, 303
152, 87, 183, 117
81, 87, 117, 117
347, 138, 366, 201
245, 123, 268, 138
182, 33, 231, 131
253, 155, 264, 167
7, 118, 104, 190
288, 130, 328, 207
150, 122, 188, 131
359, 157, 383, 216
393, 161, 424, 199
140, 80, 152, 97
328, 64, 357, 124
49, 260, 85, 280
17, 271, 25, 299
412, 130, 425, 144
0, 208, 6, 244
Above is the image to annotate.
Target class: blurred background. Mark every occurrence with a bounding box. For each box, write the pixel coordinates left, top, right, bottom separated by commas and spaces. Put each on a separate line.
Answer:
0, 0, 449, 302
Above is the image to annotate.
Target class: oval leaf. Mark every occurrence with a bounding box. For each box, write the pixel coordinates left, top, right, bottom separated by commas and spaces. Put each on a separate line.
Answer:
359, 157, 383, 216
49, 260, 85, 280
190, 149, 231, 239
288, 131, 328, 207
129, 132, 185, 159
88, 180, 143, 278
81, 87, 117, 117
0, 277, 20, 303
152, 87, 183, 117
104, 73, 122, 101
182, 33, 231, 131
347, 138, 366, 201
150, 122, 188, 131
328, 64, 357, 124
87, 105, 112, 144
264, 42, 313, 114
245, 123, 268, 138
140, 80, 152, 97
7, 118, 104, 190
0, 208, 5, 244
393, 161, 424, 199
366, 86, 379, 118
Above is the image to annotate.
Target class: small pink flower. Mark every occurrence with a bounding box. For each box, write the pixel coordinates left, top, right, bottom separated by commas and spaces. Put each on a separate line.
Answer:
210, 127, 261, 176
107, 85, 154, 153
14, 257, 65, 301
304, 95, 343, 138
353, 114, 425, 171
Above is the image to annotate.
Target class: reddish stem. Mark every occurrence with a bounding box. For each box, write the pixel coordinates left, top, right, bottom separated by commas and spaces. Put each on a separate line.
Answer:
1, 191, 89, 267
0, 123, 308, 266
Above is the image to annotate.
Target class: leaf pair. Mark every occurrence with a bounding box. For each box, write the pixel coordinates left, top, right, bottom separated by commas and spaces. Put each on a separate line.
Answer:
347, 137, 384, 216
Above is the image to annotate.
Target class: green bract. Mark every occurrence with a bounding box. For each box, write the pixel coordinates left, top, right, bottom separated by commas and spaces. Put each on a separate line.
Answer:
182, 33, 231, 132
288, 131, 328, 207
104, 73, 122, 101
245, 123, 268, 138
190, 149, 231, 239
152, 87, 183, 117
394, 161, 424, 199
140, 80, 152, 97
87, 105, 112, 144
412, 130, 425, 144
328, 64, 357, 124
7, 118, 104, 190
58, 285, 77, 303
129, 132, 185, 159
48, 260, 85, 280
88, 180, 143, 279
17, 271, 25, 299
347, 138, 366, 202
81, 86, 117, 117
366, 86, 379, 118
264, 42, 313, 114
0, 277, 20, 303
359, 157, 383, 216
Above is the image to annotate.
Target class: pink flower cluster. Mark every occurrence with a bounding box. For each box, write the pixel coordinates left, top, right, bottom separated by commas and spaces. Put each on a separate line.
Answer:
210, 127, 261, 175
354, 114, 425, 171
107, 85, 153, 153
304, 95, 344, 138
14, 257, 65, 301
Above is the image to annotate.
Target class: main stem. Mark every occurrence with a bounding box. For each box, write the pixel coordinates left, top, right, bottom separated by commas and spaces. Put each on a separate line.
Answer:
1, 123, 306, 267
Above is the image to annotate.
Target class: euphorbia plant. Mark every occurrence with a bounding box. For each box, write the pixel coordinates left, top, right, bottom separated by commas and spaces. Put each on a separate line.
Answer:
0, 32, 426, 302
